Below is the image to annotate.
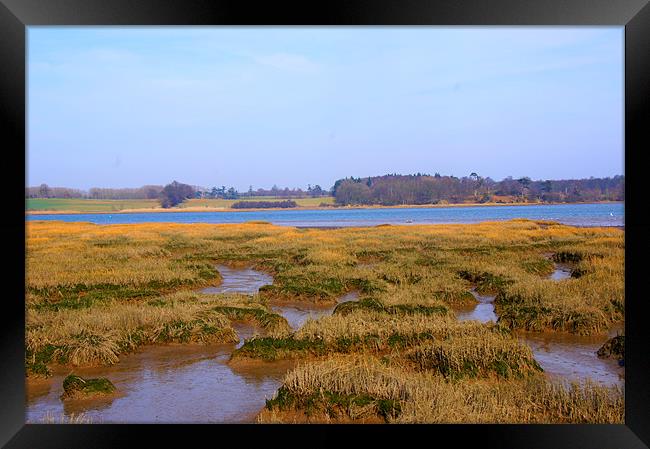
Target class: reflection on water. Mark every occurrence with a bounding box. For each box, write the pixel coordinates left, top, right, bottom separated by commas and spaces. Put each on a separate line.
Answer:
549, 263, 572, 281
201, 265, 273, 294
454, 289, 497, 323
517, 328, 624, 387
26, 343, 288, 423
271, 292, 359, 331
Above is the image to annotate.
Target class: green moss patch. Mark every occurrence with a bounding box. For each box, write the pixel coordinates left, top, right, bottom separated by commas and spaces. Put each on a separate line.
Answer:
334, 298, 447, 317
61, 374, 116, 399
212, 306, 289, 334
265, 386, 401, 422
458, 270, 512, 295
233, 331, 439, 361
410, 339, 543, 380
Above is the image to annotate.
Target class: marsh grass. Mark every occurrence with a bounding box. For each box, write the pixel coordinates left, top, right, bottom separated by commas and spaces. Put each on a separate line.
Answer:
408, 335, 542, 379
333, 297, 448, 317
260, 355, 623, 424
27, 220, 622, 335
233, 311, 513, 364
26, 293, 238, 375
212, 306, 291, 337
26, 220, 624, 422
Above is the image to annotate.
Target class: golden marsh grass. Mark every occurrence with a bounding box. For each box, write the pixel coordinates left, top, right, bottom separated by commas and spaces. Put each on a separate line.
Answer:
25, 219, 624, 422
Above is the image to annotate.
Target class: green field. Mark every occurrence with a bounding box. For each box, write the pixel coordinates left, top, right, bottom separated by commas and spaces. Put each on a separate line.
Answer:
180, 197, 335, 208
26, 198, 160, 212
26, 196, 335, 213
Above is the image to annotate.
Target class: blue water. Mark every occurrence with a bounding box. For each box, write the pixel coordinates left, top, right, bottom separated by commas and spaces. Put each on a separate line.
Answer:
26, 202, 624, 227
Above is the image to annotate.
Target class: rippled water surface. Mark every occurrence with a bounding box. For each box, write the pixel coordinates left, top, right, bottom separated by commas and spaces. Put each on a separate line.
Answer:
27, 202, 624, 227
516, 328, 624, 387
454, 289, 497, 323
549, 263, 573, 281
201, 265, 273, 295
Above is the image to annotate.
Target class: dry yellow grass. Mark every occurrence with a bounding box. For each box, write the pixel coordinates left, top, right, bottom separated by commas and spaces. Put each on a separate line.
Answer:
25, 219, 624, 423
260, 355, 623, 423
26, 293, 239, 372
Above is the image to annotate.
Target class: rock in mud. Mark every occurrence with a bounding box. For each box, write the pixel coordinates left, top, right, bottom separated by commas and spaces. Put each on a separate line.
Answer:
596, 335, 624, 364
61, 374, 116, 400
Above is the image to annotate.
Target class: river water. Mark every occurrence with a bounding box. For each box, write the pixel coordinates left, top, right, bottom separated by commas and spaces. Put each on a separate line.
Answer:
26, 202, 624, 227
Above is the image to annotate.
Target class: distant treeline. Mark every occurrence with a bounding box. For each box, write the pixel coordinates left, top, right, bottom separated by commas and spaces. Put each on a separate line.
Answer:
231, 200, 298, 209
194, 184, 327, 199
26, 183, 327, 200
26, 184, 163, 200
332, 173, 624, 206
27, 173, 624, 207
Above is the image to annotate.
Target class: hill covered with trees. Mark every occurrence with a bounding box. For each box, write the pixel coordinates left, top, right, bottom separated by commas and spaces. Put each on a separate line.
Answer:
332, 173, 624, 206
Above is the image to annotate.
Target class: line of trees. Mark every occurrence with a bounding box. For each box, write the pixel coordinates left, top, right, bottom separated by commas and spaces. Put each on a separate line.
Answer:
25, 184, 85, 199
26, 184, 164, 200
231, 200, 298, 209
193, 184, 328, 199
332, 173, 624, 206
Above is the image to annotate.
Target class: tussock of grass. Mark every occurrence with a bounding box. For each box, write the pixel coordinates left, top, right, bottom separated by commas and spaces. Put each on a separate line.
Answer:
295, 310, 502, 344
61, 374, 116, 399
26, 294, 238, 375
333, 297, 448, 317
212, 305, 290, 337
458, 270, 512, 295
233, 311, 510, 362
408, 335, 542, 379
260, 355, 623, 424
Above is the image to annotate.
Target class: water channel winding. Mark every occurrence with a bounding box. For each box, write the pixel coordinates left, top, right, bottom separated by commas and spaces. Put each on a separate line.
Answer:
26, 266, 358, 423
453, 262, 624, 387
27, 262, 623, 422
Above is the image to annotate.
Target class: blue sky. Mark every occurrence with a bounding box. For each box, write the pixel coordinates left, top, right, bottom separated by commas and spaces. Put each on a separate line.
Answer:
27, 27, 623, 191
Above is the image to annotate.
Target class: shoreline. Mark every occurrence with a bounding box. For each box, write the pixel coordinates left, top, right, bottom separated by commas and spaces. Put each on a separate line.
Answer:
25, 200, 624, 216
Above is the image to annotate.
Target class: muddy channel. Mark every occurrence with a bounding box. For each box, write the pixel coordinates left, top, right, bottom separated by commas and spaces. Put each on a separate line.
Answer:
453, 262, 624, 387
26, 266, 358, 423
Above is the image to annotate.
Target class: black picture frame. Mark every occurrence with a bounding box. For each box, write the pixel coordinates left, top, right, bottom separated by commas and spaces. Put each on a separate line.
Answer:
2, 0, 649, 447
